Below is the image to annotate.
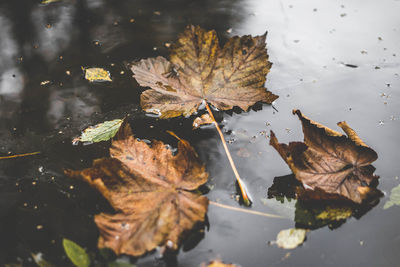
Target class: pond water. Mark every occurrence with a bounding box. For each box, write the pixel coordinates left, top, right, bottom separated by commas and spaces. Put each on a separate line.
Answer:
0, 0, 399, 266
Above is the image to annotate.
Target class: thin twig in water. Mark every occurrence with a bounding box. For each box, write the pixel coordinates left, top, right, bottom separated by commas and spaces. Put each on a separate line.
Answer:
210, 201, 283, 219
0, 151, 40, 160
205, 102, 252, 206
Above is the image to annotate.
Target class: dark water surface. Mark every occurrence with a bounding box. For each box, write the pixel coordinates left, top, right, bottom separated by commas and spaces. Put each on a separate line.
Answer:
0, 0, 399, 266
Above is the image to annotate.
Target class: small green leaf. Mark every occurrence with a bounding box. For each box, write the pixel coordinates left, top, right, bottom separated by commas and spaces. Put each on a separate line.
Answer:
83, 67, 112, 82
275, 228, 307, 249
384, 184, 400, 209
73, 119, 123, 145
62, 238, 90, 267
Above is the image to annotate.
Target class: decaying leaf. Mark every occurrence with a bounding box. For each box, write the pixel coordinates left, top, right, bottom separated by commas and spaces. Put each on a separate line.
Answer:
83, 67, 112, 82
270, 110, 379, 204
384, 184, 400, 209
62, 239, 90, 267
65, 122, 209, 257
72, 119, 123, 145
130, 25, 278, 118
193, 113, 214, 129
275, 228, 307, 249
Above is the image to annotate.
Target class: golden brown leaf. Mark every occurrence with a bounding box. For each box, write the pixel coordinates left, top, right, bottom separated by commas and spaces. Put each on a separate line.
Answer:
65, 122, 209, 256
130, 25, 278, 118
270, 109, 379, 203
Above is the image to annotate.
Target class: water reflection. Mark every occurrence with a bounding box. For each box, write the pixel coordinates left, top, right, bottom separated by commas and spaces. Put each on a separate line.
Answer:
267, 174, 382, 230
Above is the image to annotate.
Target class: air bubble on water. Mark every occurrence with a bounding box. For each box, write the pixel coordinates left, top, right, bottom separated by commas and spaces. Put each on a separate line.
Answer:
166, 240, 174, 248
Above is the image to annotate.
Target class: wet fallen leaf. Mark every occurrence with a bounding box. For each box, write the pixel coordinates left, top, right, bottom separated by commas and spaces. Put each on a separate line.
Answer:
83, 67, 112, 82
62, 238, 90, 267
270, 109, 379, 203
65, 122, 209, 257
275, 228, 307, 249
384, 184, 400, 209
72, 119, 123, 145
193, 113, 214, 129
130, 25, 278, 118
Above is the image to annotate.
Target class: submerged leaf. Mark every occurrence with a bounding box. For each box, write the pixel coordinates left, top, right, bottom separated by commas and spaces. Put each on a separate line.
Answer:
84, 67, 112, 82
130, 25, 278, 118
66, 122, 209, 257
384, 184, 400, 209
62, 239, 90, 267
270, 109, 379, 203
72, 119, 123, 145
275, 228, 307, 249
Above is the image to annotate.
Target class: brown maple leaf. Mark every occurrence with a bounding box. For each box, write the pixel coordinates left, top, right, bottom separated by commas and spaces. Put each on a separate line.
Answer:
269, 110, 379, 204
129, 25, 278, 118
65, 122, 209, 256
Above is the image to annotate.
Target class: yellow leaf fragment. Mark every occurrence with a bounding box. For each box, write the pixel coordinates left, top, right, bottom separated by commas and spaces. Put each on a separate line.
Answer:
275, 228, 307, 249
84, 67, 112, 82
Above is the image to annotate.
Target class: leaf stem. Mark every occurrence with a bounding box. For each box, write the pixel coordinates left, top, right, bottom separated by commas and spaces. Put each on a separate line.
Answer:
205, 102, 252, 206
210, 201, 283, 218
0, 151, 40, 160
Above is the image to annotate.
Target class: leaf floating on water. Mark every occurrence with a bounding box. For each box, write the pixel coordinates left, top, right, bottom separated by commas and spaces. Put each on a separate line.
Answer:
130, 25, 278, 119
83, 67, 112, 82
275, 228, 307, 249
65, 122, 209, 257
72, 119, 123, 145
62, 239, 90, 267
270, 109, 379, 204
193, 113, 214, 129
384, 184, 400, 209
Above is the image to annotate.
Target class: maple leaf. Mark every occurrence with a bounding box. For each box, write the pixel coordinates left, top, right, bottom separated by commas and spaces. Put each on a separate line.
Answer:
65, 122, 209, 257
129, 25, 278, 118
270, 109, 379, 204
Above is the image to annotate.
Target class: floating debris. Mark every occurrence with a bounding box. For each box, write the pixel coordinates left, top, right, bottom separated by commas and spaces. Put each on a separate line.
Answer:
274, 228, 307, 249
83, 67, 112, 82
